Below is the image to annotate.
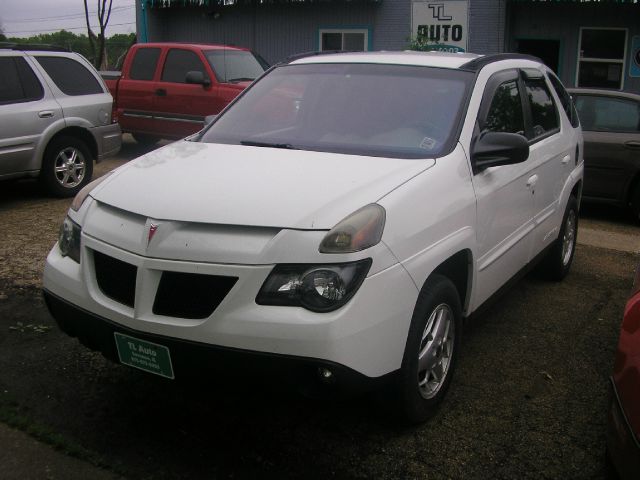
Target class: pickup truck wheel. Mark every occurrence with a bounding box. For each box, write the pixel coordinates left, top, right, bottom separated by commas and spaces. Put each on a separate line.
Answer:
132, 133, 160, 146
41, 136, 93, 198
544, 195, 578, 281
397, 274, 462, 423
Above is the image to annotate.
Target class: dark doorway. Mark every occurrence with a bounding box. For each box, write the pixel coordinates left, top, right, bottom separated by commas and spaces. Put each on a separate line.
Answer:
517, 39, 560, 73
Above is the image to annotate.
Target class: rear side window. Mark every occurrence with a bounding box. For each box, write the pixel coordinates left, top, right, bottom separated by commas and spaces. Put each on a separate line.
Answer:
574, 95, 640, 133
523, 77, 559, 139
0, 57, 43, 104
485, 80, 525, 135
35, 56, 103, 96
129, 48, 160, 81
161, 49, 208, 83
547, 73, 580, 128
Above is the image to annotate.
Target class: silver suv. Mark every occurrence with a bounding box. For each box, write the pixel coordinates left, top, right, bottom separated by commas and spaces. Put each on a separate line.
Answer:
0, 44, 121, 196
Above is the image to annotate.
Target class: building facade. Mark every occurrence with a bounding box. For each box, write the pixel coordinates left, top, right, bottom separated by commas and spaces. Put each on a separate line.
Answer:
136, 0, 640, 93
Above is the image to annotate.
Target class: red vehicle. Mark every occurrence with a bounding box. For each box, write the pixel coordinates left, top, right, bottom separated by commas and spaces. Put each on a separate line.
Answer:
102, 43, 268, 143
608, 265, 640, 478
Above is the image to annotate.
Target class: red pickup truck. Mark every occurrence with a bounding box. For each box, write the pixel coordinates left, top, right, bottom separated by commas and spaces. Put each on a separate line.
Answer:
102, 43, 268, 143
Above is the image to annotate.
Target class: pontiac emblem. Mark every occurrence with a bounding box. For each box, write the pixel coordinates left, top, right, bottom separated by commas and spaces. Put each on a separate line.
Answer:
147, 223, 158, 245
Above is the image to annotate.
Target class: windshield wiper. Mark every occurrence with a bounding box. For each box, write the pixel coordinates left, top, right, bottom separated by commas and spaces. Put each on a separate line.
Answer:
240, 140, 298, 150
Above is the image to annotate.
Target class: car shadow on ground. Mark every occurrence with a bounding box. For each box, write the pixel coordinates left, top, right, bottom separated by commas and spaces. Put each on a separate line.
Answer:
579, 202, 638, 227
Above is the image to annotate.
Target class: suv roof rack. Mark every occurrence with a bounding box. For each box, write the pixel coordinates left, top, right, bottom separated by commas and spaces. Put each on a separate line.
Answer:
460, 53, 543, 72
0, 42, 71, 52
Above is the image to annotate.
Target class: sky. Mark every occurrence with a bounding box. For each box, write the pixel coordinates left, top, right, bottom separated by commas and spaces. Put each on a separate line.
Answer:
0, 0, 137, 38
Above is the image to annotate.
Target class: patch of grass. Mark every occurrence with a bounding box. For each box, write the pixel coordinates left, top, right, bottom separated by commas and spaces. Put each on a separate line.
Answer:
0, 393, 127, 477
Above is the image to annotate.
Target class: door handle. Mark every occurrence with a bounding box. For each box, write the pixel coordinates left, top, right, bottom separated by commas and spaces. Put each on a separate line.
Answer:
624, 141, 640, 149
155, 88, 167, 97
561, 154, 571, 164
526, 174, 539, 188
38, 110, 54, 118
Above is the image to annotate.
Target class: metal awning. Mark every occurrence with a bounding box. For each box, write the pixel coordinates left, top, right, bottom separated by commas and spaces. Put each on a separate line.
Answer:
146, 0, 382, 7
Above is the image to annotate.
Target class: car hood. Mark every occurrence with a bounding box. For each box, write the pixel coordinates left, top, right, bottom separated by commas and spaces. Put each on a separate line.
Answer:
92, 141, 435, 229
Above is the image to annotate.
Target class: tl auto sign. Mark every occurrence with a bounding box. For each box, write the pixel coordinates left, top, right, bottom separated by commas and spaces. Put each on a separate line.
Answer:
412, 1, 469, 53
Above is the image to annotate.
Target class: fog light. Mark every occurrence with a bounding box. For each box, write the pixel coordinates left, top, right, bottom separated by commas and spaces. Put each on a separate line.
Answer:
318, 367, 334, 383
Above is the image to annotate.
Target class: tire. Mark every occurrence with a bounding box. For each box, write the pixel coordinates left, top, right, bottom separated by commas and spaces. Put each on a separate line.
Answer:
543, 195, 578, 281
396, 274, 462, 424
631, 185, 640, 223
132, 133, 160, 146
40, 136, 94, 198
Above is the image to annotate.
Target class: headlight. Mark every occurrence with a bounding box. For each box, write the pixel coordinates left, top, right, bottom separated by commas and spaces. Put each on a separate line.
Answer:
59, 217, 81, 263
255, 259, 372, 312
70, 172, 113, 212
319, 204, 385, 253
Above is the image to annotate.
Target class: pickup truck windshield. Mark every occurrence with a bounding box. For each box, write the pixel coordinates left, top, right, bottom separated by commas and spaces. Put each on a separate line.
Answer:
205, 50, 267, 83
201, 63, 472, 158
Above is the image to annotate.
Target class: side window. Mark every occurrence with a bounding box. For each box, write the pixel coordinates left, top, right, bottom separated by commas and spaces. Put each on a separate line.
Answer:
547, 73, 580, 128
129, 48, 161, 81
484, 80, 525, 135
0, 57, 43, 104
523, 77, 559, 139
574, 95, 640, 133
35, 56, 103, 96
161, 49, 208, 84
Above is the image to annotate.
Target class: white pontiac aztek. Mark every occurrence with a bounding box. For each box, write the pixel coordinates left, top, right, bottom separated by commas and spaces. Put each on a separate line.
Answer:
43, 51, 583, 422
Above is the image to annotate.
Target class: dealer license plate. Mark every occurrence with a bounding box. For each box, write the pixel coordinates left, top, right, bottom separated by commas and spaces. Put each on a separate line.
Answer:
114, 332, 175, 379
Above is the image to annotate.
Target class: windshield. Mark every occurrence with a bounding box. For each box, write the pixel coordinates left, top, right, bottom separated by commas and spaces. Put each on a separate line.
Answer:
200, 63, 472, 158
205, 50, 267, 83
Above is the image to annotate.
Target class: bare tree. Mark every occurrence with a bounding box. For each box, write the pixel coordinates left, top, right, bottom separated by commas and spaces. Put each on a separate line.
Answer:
83, 0, 113, 69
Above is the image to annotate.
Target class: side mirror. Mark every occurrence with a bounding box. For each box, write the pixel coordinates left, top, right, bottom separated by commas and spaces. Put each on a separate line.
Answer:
472, 131, 529, 174
185, 71, 211, 87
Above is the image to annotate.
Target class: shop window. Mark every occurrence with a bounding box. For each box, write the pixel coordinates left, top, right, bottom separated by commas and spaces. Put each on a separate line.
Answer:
319, 29, 369, 52
577, 28, 627, 90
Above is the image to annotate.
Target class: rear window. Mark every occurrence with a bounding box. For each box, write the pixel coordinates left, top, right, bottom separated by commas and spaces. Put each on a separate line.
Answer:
129, 48, 161, 81
574, 95, 640, 133
0, 57, 43, 104
35, 56, 103, 96
523, 77, 559, 139
201, 63, 472, 159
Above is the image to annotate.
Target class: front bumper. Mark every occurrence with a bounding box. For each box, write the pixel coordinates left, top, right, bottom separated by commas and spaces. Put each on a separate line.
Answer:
607, 377, 640, 480
43, 290, 397, 391
43, 230, 418, 379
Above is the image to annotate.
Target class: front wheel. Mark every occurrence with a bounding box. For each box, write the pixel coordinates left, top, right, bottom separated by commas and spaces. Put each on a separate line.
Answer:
40, 136, 93, 197
396, 274, 462, 423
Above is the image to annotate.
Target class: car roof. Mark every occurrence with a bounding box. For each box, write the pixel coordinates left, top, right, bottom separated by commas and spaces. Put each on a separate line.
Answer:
567, 88, 640, 102
140, 42, 250, 52
289, 51, 544, 72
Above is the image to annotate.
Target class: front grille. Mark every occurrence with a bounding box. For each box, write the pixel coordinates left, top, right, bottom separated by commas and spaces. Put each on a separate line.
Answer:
153, 271, 237, 319
93, 250, 137, 307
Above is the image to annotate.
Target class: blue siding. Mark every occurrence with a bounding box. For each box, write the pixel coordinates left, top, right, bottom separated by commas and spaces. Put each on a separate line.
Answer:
508, 2, 640, 92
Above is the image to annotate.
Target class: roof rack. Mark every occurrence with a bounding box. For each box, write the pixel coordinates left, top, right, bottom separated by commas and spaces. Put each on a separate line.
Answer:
0, 42, 71, 52
460, 53, 543, 72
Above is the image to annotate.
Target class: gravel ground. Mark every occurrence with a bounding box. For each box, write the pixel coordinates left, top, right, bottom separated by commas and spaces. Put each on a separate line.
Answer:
0, 140, 638, 479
